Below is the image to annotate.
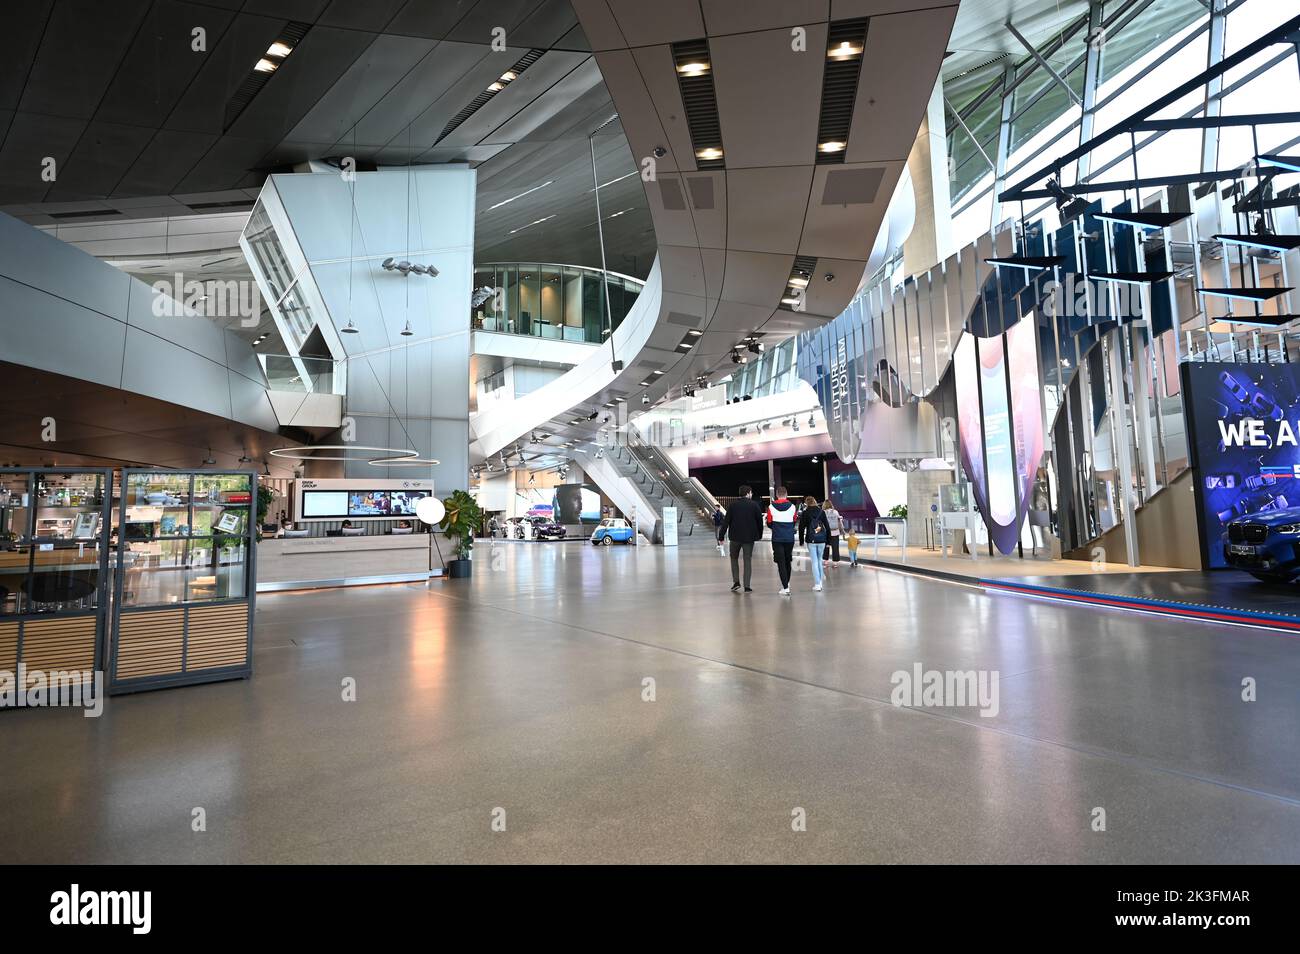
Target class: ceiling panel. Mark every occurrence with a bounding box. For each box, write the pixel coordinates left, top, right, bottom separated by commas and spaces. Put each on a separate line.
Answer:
227, 26, 377, 141
95, 1, 238, 129
845, 7, 957, 164
17, 0, 150, 121
284, 34, 437, 147
51, 122, 155, 201
711, 25, 827, 169
0, 2, 58, 112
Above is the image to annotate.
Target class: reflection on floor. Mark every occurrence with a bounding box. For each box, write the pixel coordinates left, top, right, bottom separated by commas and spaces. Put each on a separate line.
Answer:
2, 541, 1298, 863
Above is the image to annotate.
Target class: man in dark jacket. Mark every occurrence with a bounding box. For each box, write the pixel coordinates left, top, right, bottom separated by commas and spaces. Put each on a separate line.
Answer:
718, 485, 764, 592
766, 486, 798, 595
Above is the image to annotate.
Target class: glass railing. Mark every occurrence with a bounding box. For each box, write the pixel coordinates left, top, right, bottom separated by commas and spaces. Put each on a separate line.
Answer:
259, 354, 343, 394
471, 262, 645, 345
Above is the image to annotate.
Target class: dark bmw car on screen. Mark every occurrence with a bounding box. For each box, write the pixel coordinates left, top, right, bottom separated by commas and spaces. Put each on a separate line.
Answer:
1223, 509, 1300, 581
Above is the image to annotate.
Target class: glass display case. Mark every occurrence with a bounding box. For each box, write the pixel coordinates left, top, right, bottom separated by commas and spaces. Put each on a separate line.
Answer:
0, 468, 113, 684
109, 470, 255, 693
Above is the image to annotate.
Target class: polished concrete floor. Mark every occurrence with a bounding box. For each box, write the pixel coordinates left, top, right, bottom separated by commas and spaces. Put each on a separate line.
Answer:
3, 540, 1299, 864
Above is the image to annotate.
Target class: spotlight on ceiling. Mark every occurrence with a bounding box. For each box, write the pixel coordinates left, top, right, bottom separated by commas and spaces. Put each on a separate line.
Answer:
808, 414, 816, 427
400, 321, 414, 337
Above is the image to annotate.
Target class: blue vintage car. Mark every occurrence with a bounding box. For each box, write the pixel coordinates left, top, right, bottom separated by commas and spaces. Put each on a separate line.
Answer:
590, 517, 634, 546
1223, 508, 1300, 581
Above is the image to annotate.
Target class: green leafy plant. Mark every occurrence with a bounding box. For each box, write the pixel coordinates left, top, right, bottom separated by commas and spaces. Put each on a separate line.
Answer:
439, 489, 482, 560
887, 504, 908, 519
256, 483, 276, 541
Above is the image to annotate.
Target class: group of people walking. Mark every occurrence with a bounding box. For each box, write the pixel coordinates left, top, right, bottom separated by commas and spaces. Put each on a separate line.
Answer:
714, 486, 860, 595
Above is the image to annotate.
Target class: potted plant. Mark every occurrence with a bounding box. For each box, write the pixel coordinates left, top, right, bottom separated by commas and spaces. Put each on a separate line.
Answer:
439, 489, 482, 578
255, 483, 276, 541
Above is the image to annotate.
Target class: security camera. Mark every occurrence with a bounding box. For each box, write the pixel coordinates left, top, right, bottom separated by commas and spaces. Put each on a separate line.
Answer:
824, 273, 835, 283
642, 395, 651, 405
381, 257, 395, 270
653, 146, 667, 158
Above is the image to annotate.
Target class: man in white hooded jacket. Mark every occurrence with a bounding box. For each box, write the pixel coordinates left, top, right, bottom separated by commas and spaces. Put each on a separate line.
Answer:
766, 486, 798, 595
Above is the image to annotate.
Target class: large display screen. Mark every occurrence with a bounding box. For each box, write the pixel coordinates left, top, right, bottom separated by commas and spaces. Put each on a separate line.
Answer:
302, 489, 431, 519
302, 491, 349, 517
1182, 362, 1300, 567
952, 322, 1046, 555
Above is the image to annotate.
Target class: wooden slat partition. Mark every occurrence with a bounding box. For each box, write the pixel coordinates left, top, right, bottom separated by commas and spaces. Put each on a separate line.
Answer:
115, 609, 184, 680
0, 621, 17, 673
185, 604, 248, 671
20, 617, 97, 676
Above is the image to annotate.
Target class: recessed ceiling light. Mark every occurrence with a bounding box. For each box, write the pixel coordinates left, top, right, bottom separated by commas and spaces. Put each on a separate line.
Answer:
486, 180, 553, 212
487, 81, 504, 92
686, 329, 703, 336
788, 276, 809, 287
652, 370, 664, 375
500, 70, 518, 82
781, 297, 801, 306
695, 147, 724, 161
828, 41, 862, 60
266, 41, 294, 58
818, 141, 847, 154
254, 58, 278, 73
677, 61, 710, 77
508, 215, 556, 235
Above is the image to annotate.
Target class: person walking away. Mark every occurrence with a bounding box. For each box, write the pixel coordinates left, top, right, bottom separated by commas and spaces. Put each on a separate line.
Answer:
712, 506, 724, 531
766, 487, 798, 595
717, 485, 763, 592
799, 496, 831, 591
845, 528, 860, 566
823, 499, 842, 565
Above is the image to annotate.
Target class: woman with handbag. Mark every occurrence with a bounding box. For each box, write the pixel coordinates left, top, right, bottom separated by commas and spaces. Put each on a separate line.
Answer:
798, 496, 832, 592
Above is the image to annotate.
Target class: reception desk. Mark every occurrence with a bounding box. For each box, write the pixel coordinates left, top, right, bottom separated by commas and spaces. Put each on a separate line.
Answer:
257, 532, 450, 591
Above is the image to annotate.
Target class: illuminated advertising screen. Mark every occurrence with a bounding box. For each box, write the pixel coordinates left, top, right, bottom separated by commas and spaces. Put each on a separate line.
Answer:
302, 489, 429, 519
952, 323, 1045, 555
302, 491, 349, 517
1181, 362, 1300, 567
347, 490, 430, 517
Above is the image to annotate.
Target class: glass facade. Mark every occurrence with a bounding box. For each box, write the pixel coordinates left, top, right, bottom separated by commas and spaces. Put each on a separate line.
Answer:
471, 263, 643, 344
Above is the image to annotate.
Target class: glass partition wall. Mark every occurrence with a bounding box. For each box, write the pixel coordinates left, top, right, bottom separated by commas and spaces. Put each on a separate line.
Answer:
109, 470, 255, 693
472, 263, 643, 343
0, 468, 113, 688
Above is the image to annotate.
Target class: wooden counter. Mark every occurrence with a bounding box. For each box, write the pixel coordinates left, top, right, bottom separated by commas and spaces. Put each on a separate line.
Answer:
257, 532, 452, 590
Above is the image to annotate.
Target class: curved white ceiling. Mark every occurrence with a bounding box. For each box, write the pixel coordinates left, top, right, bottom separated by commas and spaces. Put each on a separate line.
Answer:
568, 0, 959, 410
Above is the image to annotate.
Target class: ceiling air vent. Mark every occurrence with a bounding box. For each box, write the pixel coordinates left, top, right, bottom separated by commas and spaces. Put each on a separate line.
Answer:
437, 49, 545, 144
816, 18, 868, 165
224, 21, 310, 131
671, 39, 724, 170
47, 208, 123, 220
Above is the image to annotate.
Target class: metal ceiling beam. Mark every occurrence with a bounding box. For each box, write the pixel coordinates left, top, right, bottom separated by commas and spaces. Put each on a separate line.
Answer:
1004, 19, 1081, 107
1001, 11, 1300, 201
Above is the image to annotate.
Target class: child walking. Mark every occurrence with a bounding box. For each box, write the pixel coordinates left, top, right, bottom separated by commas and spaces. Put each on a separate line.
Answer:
846, 529, 860, 567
